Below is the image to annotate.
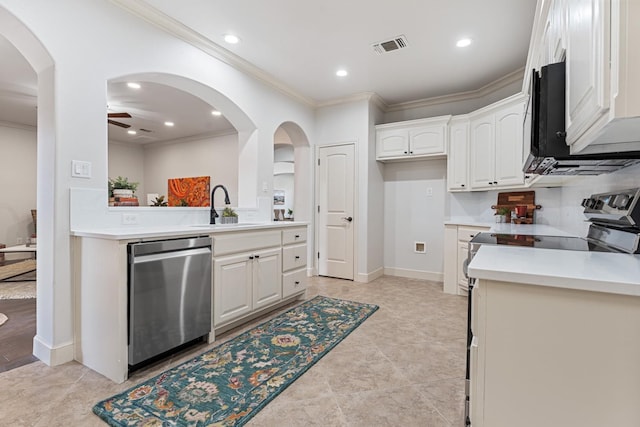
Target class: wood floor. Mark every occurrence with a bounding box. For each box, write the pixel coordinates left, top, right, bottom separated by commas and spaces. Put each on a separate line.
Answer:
0, 298, 37, 372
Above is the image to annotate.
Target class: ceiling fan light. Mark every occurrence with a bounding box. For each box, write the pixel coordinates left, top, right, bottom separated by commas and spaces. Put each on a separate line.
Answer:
127, 82, 141, 89
128, 130, 137, 135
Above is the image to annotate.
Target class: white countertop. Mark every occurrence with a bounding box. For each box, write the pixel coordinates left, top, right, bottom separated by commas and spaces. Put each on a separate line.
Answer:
468, 245, 640, 297
71, 221, 308, 240
444, 217, 495, 227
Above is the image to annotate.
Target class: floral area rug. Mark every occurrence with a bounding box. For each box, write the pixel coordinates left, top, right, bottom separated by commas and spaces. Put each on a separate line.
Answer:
93, 295, 378, 426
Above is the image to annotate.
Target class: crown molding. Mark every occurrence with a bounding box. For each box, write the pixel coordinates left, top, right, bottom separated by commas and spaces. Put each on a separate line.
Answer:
384, 67, 525, 112
315, 92, 383, 109
110, 0, 316, 108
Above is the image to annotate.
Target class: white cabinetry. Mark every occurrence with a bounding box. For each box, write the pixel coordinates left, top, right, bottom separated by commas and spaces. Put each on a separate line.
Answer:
565, 0, 610, 151
469, 95, 526, 190
281, 227, 307, 298
527, 0, 640, 154
470, 279, 640, 427
376, 115, 451, 161
213, 230, 282, 327
443, 224, 489, 295
447, 116, 470, 191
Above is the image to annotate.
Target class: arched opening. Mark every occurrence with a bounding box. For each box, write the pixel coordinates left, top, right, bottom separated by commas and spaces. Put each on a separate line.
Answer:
272, 122, 311, 224
0, 5, 55, 367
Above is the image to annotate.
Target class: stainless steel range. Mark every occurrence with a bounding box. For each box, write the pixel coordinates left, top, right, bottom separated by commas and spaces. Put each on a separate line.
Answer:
463, 188, 640, 426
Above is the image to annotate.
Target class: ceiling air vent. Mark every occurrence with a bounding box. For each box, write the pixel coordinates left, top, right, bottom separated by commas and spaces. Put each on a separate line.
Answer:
139, 128, 152, 133
372, 35, 408, 55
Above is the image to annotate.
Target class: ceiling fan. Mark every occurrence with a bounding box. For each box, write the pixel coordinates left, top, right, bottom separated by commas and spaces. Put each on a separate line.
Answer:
107, 112, 132, 128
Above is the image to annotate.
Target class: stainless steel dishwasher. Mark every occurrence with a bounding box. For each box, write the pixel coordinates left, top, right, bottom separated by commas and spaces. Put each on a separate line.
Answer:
128, 236, 212, 368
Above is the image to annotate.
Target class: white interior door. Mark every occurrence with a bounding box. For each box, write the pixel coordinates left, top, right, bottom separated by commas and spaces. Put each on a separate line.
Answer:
318, 144, 355, 280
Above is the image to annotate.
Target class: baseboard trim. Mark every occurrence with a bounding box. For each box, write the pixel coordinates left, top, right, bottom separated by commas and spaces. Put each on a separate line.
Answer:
355, 267, 384, 283
383, 267, 444, 282
33, 335, 74, 366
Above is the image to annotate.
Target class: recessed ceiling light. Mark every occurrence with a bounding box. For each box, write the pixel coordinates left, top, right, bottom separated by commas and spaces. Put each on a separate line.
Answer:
127, 82, 141, 89
128, 130, 137, 135
224, 34, 240, 44
456, 38, 472, 48
336, 69, 348, 77
164, 121, 174, 127
211, 110, 222, 116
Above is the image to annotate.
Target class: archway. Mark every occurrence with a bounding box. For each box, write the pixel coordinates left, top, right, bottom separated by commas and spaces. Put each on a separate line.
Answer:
0, 5, 56, 365
272, 121, 311, 224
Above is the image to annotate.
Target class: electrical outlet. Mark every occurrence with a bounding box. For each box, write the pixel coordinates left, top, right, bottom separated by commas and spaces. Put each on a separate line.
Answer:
121, 213, 139, 225
414, 241, 426, 253
17, 237, 23, 245
426, 187, 433, 197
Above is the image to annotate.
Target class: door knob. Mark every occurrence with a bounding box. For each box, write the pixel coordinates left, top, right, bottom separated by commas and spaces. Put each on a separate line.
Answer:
342, 216, 353, 222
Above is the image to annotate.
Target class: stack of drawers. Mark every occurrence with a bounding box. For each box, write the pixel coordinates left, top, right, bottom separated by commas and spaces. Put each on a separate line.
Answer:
282, 227, 307, 297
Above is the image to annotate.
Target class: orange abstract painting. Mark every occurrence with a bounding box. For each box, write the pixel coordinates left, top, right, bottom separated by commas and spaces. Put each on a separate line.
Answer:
168, 176, 211, 207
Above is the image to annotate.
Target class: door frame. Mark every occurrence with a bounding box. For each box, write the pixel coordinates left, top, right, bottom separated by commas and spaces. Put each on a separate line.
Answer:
313, 141, 359, 281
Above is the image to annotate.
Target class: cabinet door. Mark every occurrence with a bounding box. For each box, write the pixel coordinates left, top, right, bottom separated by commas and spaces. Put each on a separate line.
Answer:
409, 124, 446, 156
494, 102, 525, 187
469, 115, 496, 190
447, 120, 469, 191
214, 253, 253, 326
252, 247, 282, 311
565, 0, 610, 147
376, 128, 409, 158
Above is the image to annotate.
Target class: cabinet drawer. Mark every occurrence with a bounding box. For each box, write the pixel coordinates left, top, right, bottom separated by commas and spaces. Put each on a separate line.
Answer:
282, 268, 306, 298
282, 227, 307, 245
282, 244, 307, 272
213, 230, 281, 256
458, 226, 487, 243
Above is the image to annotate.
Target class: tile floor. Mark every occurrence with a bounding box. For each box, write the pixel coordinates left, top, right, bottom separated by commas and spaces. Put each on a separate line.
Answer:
0, 275, 467, 426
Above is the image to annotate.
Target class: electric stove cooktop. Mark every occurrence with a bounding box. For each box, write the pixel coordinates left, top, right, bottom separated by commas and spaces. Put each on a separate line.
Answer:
470, 233, 623, 253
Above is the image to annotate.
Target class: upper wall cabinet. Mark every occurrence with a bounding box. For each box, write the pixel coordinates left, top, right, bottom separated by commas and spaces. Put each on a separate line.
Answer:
531, 0, 640, 154
447, 116, 470, 191
469, 95, 527, 191
376, 115, 451, 162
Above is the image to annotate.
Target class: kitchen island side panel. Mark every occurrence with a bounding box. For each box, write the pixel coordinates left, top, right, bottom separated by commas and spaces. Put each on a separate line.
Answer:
472, 279, 640, 427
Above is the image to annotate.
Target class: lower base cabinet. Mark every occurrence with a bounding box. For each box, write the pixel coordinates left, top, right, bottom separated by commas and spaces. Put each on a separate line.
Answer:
213, 247, 281, 326
213, 226, 308, 330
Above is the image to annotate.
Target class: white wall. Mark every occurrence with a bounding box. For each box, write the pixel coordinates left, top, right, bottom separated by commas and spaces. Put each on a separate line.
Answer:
108, 141, 145, 198
0, 0, 316, 366
0, 124, 36, 252
383, 159, 447, 281
143, 133, 239, 207
315, 97, 384, 281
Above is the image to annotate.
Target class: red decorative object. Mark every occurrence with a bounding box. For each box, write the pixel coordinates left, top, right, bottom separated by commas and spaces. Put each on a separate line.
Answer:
168, 176, 211, 207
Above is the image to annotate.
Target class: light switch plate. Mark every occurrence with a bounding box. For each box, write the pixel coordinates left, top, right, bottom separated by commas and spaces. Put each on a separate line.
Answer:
72, 160, 92, 178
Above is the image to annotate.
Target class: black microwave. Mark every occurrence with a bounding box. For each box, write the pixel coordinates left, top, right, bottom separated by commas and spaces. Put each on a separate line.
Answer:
523, 61, 640, 175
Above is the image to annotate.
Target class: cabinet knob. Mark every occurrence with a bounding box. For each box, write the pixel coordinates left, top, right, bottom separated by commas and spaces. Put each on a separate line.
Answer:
249, 256, 254, 260
461, 184, 465, 187
409, 151, 413, 154
294, 281, 300, 285
493, 181, 498, 184
295, 235, 300, 238
488, 182, 493, 185
295, 256, 300, 259
254, 254, 260, 258
404, 151, 408, 154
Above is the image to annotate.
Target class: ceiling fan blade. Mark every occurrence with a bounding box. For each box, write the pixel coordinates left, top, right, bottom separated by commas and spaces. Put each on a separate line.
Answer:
108, 119, 131, 129
108, 112, 132, 118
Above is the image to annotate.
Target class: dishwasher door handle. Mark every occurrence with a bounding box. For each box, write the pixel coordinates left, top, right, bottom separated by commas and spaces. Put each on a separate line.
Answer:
132, 247, 211, 264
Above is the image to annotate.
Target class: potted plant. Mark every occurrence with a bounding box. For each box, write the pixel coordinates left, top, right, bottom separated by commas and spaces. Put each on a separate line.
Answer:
109, 176, 139, 198
496, 207, 510, 223
151, 195, 168, 206
287, 208, 294, 221
220, 206, 238, 224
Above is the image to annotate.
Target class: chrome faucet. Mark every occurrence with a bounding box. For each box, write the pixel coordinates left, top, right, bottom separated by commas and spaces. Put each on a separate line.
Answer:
210, 184, 231, 224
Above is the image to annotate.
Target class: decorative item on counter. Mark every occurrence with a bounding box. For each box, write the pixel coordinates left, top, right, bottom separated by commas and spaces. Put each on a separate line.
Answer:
150, 195, 168, 206
108, 176, 140, 206
495, 207, 510, 223
167, 176, 210, 207
273, 208, 285, 221
491, 191, 541, 224
286, 208, 294, 221
220, 206, 238, 224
